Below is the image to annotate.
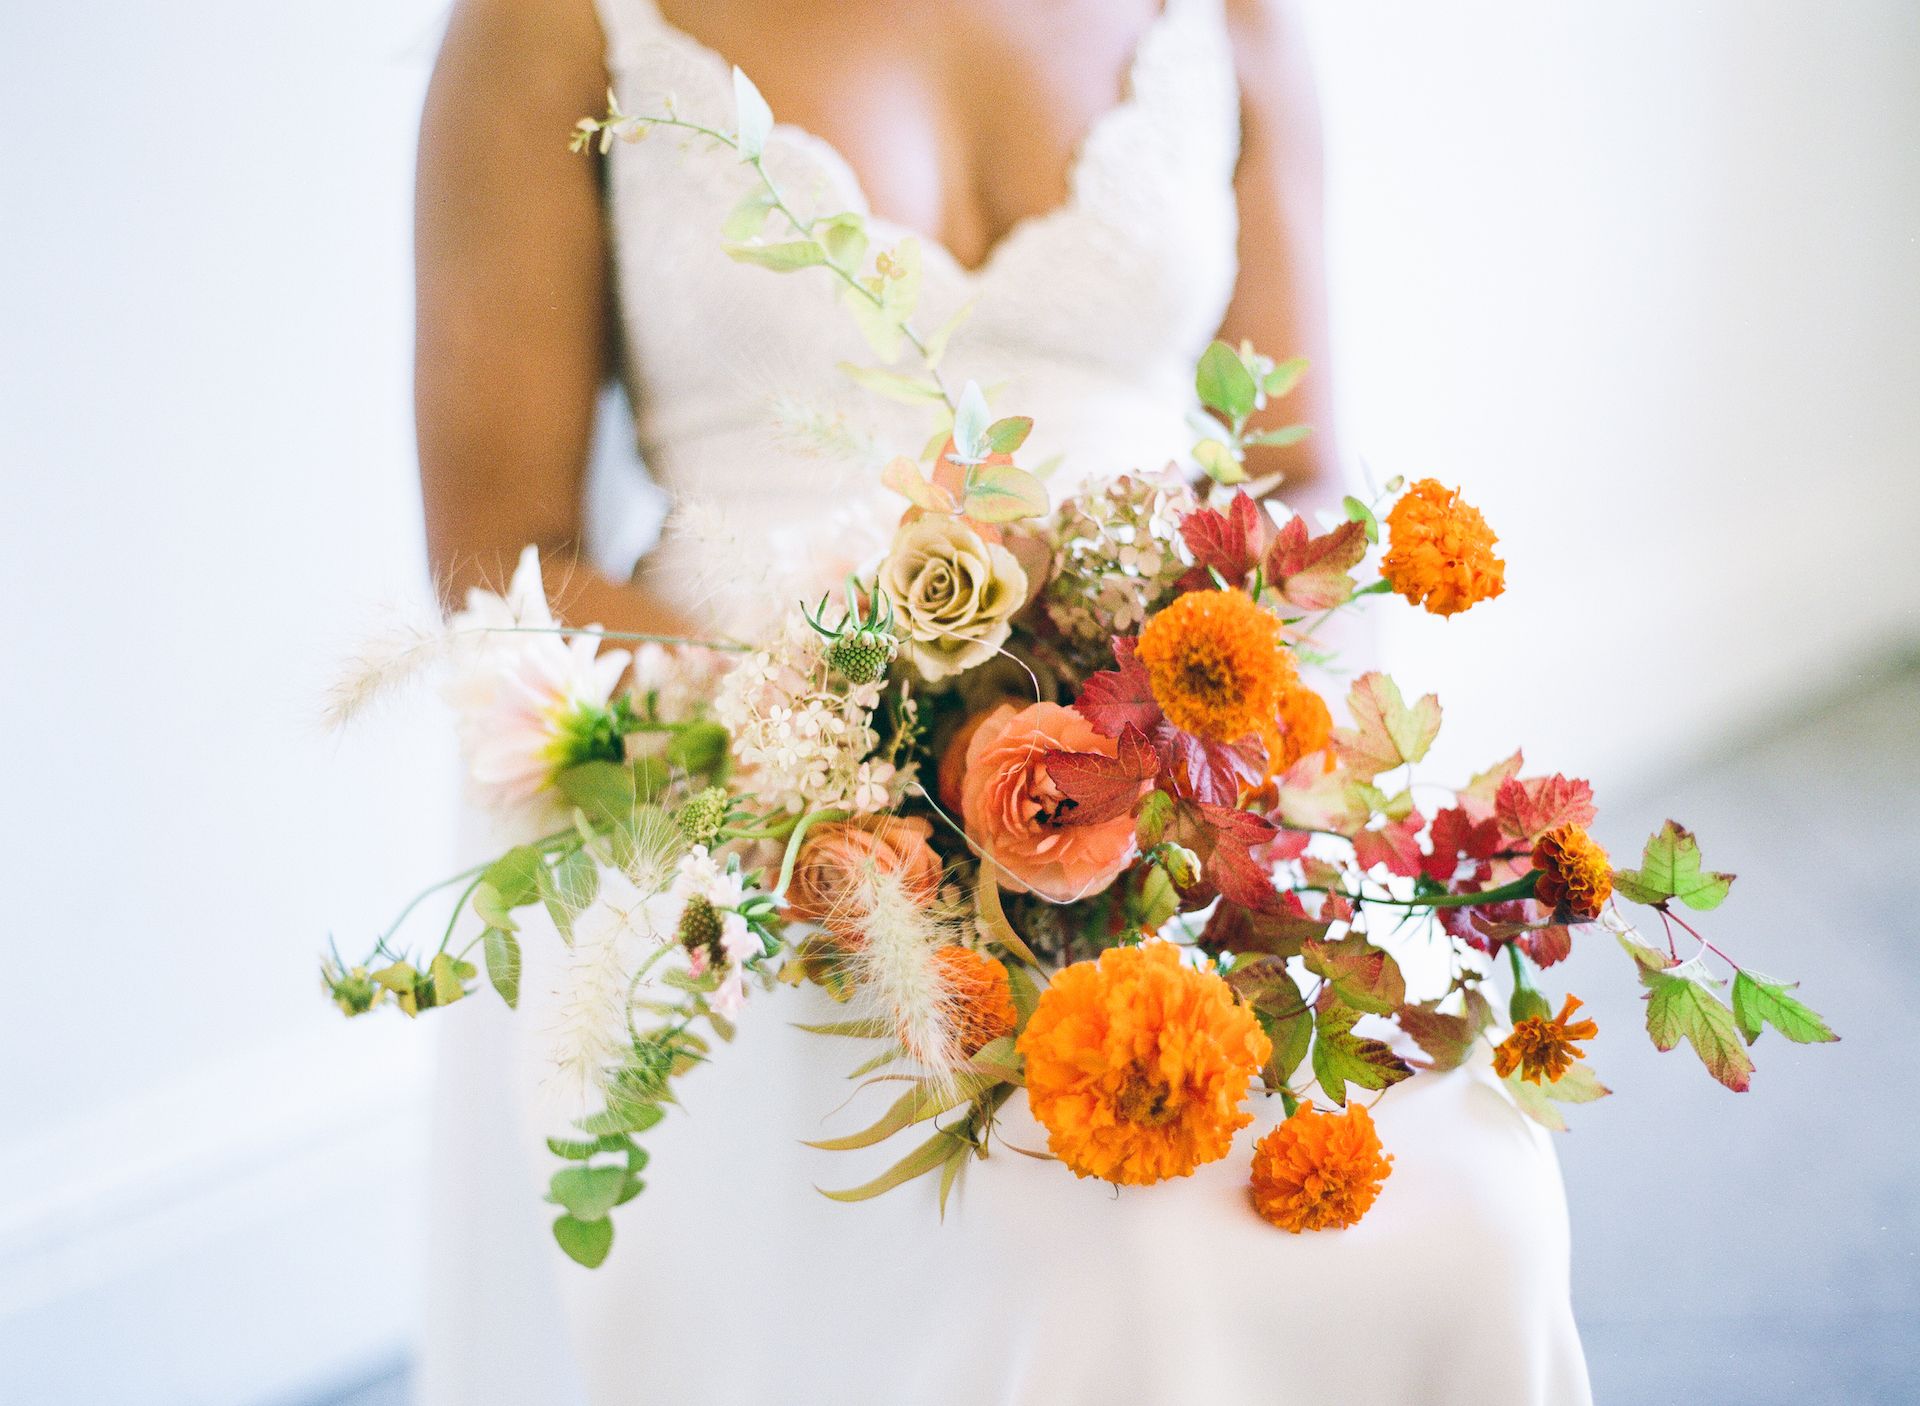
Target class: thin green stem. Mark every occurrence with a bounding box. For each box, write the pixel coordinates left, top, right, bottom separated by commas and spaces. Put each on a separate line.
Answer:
1288, 871, 1539, 910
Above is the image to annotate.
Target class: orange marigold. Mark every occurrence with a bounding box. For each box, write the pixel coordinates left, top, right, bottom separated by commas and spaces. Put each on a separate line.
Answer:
914, 945, 1017, 1061
1136, 589, 1296, 749
1272, 678, 1334, 772
1017, 942, 1270, 1185
1248, 1100, 1394, 1233
1380, 479, 1506, 617
1493, 994, 1599, 1085
1532, 823, 1612, 919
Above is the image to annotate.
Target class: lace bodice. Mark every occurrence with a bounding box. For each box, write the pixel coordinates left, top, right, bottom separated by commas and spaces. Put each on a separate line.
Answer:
590, 0, 1241, 620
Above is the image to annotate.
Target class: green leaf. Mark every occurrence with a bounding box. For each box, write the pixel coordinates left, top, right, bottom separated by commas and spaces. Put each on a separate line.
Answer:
1135, 863, 1178, 932
548, 1165, 628, 1220
967, 1035, 1024, 1085
936, 1141, 968, 1221
1613, 820, 1735, 910
428, 952, 470, 1007
482, 846, 545, 909
730, 65, 772, 161
1309, 998, 1413, 1106
722, 239, 827, 272
664, 720, 729, 777
1192, 437, 1245, 485
481, 926, 521, 1008
1331, 672, 1443, 779
1342, 494, 1382, 544
470, 880, 514, 933
1136, 790, 1174, 846
546, 1133, 627, 1161
982, 415, 1033, 455
1258, 999, 1313, 1089
552, 1213, 613, 1268
1243, 424, 1312, 449
575, 1100, 665, 1137
1263, 356, 1308, 398
1195, 340, 1258, 420
818, 212, 868, 272
1640, 962, 1754, 1091
1731, 971, 1839, 1046
803, 1074, 994, 1152
1301, 933, 1406, 1015
837, 362, 945, 404
555, 759, 662, 826
962, 463, 1050, 523
538, 847, 599, 939
792, 1017, 898, 1038
818, 1127, 963, 1202
951, 380, 990, 464
719, 189, 775, 241
1502, 1063, 1612, 1133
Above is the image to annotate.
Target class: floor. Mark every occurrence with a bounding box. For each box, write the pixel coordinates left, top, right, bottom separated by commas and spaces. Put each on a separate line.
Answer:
294, 656, 1920, 1406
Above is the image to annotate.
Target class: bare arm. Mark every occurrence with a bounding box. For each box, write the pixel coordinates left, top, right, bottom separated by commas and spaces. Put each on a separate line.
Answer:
416, 0, 692, 633
1219, 0, 1340, 510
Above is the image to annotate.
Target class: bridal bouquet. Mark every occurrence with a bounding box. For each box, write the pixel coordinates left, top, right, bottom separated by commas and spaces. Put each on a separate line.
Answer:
321, 73, 1836, 1268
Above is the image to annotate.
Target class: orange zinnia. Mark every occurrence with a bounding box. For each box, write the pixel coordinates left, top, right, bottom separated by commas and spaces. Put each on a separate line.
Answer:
1493, 994, 1599, 1084
1248, 1100, 1394, 1232
1380, 479, 1506, 617
1136, 589, 1295, 749
915, 945, 1017, 1061
1532, 823, 1612, 920
1018, 942, 1270, 1185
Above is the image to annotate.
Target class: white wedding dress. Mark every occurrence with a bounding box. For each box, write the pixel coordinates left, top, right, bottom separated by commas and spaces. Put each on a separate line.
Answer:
421, 1, 1592, 1401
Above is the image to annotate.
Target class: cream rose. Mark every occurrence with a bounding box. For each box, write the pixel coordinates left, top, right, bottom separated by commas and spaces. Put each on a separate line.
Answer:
879, 515, 1028, 681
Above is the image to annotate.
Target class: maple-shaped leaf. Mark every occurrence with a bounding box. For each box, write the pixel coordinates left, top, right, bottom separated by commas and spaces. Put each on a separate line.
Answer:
1626, 939, 1753, 1092
1457, 749, 1523, 821
1177, 490, 1271, 588
1396, 998, 1492, 1073
1264, 515, 1368, 611
1073, 637, 1162, 738
1502, 1064, 1611, 1132
1273, 754, 1367, 834
1612, 820, 1735, 911
1159, 727, 1266, 807
1256, 825, 1312, 865
1040, 726, 1159, 827
1352, 810, 1428, 879
1332, 672, 1442, 779
1309, 994, 1413, 1107
1193, 802, 1285, 911
1519, 922, 1575, 968
1203, 900, 1326, 959
1421, 805, 1504, 884
1302, 932, 1406, 1015
1229, 958, 1315, 1088
1730, 971, 1838, 1047
1494, 773, 1597, 843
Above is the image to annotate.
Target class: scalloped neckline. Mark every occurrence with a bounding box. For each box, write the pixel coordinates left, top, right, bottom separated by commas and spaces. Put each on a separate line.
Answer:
636, 0, 1181, 278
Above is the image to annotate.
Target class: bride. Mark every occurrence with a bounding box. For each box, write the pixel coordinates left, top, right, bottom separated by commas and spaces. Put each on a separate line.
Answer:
414, 0, 1591, 1402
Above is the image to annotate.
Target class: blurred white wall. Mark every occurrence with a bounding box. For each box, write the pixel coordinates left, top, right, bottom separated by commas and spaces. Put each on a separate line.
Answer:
0, 2, 449, 1402
0, 2, 1913, 1404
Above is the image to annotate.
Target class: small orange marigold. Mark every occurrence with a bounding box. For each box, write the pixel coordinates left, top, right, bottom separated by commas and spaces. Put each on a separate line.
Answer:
1248, 1100, 1393, 1233
1272, 678, 1334, 772
1018, 942, 1270, 1185
1136, 589, 1296, 749
1532, 823, 1612, 919
1380, 479, 1506, 617
917, 945, 1017, 1061
1493, 994, 1599, 1085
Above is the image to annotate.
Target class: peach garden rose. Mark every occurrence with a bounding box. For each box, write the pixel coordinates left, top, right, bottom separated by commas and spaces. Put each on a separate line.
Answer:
960, 702, 1141, 903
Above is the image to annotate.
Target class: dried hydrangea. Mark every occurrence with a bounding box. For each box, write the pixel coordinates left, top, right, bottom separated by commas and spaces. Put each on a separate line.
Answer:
712, 612, 912, 815
1043, 470, 1197, 656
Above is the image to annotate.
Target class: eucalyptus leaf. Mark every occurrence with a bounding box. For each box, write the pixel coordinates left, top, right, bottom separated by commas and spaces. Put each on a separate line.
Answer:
950, 381, 990, 464
1195, 340, 1257, 420
722, 239, 828, 272
838, 362, 946, 404
730, 66, 772, 161
552, 1213, 613, 1268
982, 416, 1033, 455
548, 1165, 628, 1220
720, 189, 775, 241
1243, 424, 1313, 449
1192, 437, 1245, 484
961, 462, 1049, 523
481, 926, 521, 1008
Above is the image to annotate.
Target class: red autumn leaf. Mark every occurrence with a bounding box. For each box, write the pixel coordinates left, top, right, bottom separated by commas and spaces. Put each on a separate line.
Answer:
1202, 898, 1326, 958
1177, 490, 1272, 588
1352, 809, 1428, 879
1159, 728, 1266, 807
1256, 825, 1313, 865
1495, 773, 1598, 843
1443, 899, 1533, 954
1519, 922, 1575, 968
1460, 749, 1524, 821
1073, 637, 1162, 738
1040, 726, 1159, 827
1264, 515, 1369, 612
1421, 806, 1504, 884
1191, 802, 1285, 912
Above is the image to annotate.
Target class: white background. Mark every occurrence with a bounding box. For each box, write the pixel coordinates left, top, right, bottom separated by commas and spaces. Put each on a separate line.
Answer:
1, 2, 1915, 1402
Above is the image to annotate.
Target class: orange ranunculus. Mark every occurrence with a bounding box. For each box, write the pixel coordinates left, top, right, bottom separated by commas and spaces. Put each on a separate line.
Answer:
1531, 823, 1612, 920
1248, 1100, 1393, 1232
909, 945, 1017, 1061
1018, 942, 1271, 1185
961, 702, 1143, 903
1493, 994, 1599, 1085
784, 816, 943, 942
937, 709, 995, 817
1379, 479, 1506, 617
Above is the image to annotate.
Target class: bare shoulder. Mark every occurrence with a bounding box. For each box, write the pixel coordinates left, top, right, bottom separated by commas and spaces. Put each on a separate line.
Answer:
433, 0, 606, 107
